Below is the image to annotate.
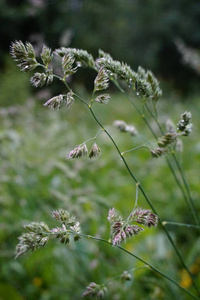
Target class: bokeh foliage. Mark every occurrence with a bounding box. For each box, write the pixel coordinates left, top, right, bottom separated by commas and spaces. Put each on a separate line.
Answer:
0, 85, 200, 298
1, 0, 200, 93
1, 1, 200, 299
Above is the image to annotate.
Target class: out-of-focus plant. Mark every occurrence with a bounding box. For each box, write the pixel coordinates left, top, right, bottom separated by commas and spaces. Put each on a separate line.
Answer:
176, 38, 200, 75
10, 40, 200, 299
2, 1, 200, 93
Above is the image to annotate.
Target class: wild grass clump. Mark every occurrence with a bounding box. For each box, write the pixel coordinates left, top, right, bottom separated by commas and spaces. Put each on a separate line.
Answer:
7, 40, 200, 299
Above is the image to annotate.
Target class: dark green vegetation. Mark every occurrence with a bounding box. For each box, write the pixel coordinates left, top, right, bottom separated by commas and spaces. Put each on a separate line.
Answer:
1, 1, 200, 299
1, 0, 200, 93
0, 58, 200, 299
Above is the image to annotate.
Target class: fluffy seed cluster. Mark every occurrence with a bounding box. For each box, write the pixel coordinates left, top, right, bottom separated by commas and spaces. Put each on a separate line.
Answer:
52, 209, 81, 244
129, 208, 159, 228
107, 207, 158, 246
62, 53, 77, 77
30, 68, 53, 88
176, 38, 200, 76
150, 147, 168, 158
15, 209, 81, 259
121, 271, 132, 281
94, 94, 110, 104
52, 209, 76, 226
65, 90, 75, 109
113, 120, 138, 136
166, 119, 176, 133
15, 222, 50, 259
157, 132, 179, 148
55, 47, 95, 68
43, 94, 65, 110
10, 41, 162, 104
89, 143, 101, 158
66, 144, 88, 159
82, 282, 107, 299
67, 143, 101, 159
40, 45, 53, 67
10, 40, 38, 72
177, 111, 193, 136
96, 50, 137, 84
43, 93, 75, 110
154, 111, 192, 158
94, 67, 109, 92
96, 50, 162, 101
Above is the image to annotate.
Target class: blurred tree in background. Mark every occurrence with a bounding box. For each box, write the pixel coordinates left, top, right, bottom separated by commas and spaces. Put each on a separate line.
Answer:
1, 0, 200, 95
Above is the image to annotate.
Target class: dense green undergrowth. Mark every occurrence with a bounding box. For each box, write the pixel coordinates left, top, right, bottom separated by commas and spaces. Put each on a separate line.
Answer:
0, 84, 200, 299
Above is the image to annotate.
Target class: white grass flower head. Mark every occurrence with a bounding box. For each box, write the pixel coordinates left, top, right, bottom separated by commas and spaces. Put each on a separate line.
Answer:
40, 45, 53, 67
157, 132, 179, 147
10, 40, 38, 72
107, 208, 144, 246
89, 143, 101, 158
125, 125, 138, 136
94, 67, 109, 92
66, 144, 88, 159
15, 222, 50, 259
30, 72, 47, 87
150, 147, 168, 158
62, 53, 77, 77
183, 123, 193, 136
82, 282, 107, 299
108, 207, 158, 246
177, 111, 192, 131
129, 207, 159, 228
15, 209, 82, 258
96, 51, 162, 100
30, 69, 53, 88
166, 119, 176, 133
94, 94, 110, 104
96, 50, 137, 85
146, 70, 162, 101
177, 111, 193, 136
55, 47, 95, 68
121, 271, 132, 281
43, 91, 74, 110
52, 209, 76, 226
113, 120, 127, 132
113, 120, 137, 136
51, 209, 81, 243
65, 90, 75, 109
43, 94, 65, 110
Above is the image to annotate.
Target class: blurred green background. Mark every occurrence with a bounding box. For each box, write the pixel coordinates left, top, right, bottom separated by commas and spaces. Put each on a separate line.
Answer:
0, 1, 200, 299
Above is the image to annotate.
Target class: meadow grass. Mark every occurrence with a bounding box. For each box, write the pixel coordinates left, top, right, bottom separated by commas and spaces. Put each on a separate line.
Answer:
0, 43, 200, 299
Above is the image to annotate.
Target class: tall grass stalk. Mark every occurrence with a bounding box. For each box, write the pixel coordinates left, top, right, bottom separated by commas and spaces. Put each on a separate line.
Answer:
10, 41, 200, 298
68, 87, 199, 296
116, 84, 199, 226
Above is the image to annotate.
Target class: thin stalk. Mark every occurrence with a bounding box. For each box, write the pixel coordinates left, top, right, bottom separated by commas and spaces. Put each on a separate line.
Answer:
127, 183, 139, 221
172, 153, 199, 225
47, 228, 197, 298
103, 266, 148, 286
121, 145, 149, 156
144, 102, 199, 225
134, 183, 139, 209
163, 221, 200, 229
60, 77, 199, 295
88, 104, 199, 295
123, 90, 198, 225
84, 129, 104, 144
123, 90, 158, 140
76, 233, 199, 300
165, 155, 196, 220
